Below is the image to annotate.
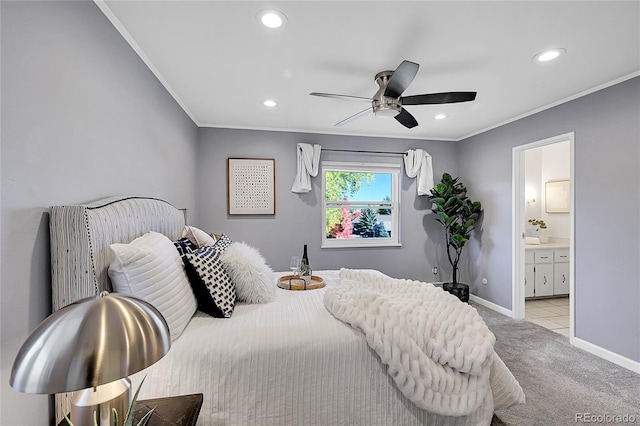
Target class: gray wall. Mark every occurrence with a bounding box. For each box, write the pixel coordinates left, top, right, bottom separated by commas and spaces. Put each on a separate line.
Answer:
2, 2, 638, 424
0, 2, 198, 424
196, 127, 460, 281
457, 77, 640, 362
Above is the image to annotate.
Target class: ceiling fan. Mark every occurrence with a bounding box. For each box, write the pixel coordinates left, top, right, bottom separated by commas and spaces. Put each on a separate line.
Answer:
310, 60, 477, 129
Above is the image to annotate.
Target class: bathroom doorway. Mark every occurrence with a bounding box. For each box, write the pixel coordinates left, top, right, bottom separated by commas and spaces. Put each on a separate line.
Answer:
512, 133, 575, 341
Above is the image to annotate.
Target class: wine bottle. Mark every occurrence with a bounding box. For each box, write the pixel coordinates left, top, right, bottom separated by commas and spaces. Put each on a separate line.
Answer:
300, 244, 312, 277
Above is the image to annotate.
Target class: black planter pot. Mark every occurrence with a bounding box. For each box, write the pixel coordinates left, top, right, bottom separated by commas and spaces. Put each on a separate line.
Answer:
442, 282, 469, 303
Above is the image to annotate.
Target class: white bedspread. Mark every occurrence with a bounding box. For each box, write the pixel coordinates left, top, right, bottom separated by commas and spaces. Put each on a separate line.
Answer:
324, 269, 524, 416
131, 270, 523, 426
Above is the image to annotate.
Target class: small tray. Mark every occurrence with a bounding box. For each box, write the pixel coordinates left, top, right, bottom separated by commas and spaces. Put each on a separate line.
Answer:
278, 275, 325, 291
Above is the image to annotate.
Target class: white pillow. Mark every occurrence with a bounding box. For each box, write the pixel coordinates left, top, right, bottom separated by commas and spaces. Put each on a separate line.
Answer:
108, 231, 197, 340
181, 225, 216, 247
219, 242, 276, 304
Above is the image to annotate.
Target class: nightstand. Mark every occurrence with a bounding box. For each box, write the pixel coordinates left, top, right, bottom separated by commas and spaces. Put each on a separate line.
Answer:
58, 393, 203, 426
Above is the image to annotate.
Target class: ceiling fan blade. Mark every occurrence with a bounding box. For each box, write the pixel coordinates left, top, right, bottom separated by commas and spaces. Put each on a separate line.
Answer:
401, 92, 477, 105
310, 92, 373, 102
394, 108, 418, 129
335, 107, 373, 127
384, 60, 419, 99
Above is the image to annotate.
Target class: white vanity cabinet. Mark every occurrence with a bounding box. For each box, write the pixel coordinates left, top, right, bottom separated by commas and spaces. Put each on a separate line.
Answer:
553, 249, 570, 295
525, 247, 570, 298
524, 251, 535, 298
533, 251, 554, 297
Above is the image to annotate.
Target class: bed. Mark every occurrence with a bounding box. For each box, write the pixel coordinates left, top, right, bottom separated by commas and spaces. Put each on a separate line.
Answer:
50, 195, 524, 425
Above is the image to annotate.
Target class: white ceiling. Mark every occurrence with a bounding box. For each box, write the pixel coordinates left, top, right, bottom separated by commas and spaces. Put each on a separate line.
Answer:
98, 1, 640, 141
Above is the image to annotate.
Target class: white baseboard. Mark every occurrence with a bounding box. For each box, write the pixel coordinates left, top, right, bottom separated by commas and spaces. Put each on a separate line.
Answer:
469, 294, 513, 317
571, 337, 640, 374
471, 295, 640, 374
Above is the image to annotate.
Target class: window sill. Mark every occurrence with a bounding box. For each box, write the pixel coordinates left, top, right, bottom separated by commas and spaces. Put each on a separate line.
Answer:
321, 242, 402, 249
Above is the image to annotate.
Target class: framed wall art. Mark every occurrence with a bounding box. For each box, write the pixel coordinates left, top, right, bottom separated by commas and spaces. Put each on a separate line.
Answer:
545, 179, 570, 213
227, 158, 276, 215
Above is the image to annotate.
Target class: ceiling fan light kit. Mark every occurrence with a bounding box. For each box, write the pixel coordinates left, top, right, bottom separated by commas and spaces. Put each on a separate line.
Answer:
310, 60, 477, 129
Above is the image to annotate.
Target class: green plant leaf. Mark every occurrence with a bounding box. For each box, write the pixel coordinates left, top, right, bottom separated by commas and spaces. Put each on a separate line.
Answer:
445, 215, 457, 227
430, 197, 445, 206
432, 183, 447, 194
443, 197, 456, 208
450, 234, 468, 248
136, 407, 156, 426
124, 377, 148, 426
437, 212, 449, 224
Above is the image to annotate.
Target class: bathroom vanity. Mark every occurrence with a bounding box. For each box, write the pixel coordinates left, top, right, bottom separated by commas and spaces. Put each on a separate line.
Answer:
525, 241, 570, 299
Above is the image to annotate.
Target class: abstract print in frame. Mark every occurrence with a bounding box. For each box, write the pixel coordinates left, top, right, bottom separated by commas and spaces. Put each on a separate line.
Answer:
227, 158, 276, 215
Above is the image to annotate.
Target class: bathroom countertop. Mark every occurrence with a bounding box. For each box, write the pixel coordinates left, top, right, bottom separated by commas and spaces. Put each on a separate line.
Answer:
525, 241, 570, 250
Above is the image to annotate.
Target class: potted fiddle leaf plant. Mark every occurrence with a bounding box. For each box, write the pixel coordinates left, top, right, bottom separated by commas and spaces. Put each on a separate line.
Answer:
428, 173, 482, 302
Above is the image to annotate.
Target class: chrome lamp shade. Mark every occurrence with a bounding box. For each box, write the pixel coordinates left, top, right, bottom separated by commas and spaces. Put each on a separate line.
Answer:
10, 291, 170, 424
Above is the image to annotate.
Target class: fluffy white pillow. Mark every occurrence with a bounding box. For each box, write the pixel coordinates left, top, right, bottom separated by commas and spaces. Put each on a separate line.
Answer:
219, 242, 276, 304
181, 225, 216, 247
108, 231, 197, 340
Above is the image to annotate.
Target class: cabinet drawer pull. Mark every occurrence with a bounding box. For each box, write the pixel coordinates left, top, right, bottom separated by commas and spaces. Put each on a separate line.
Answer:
543, 276, 547, 284
562, 274, 566, 283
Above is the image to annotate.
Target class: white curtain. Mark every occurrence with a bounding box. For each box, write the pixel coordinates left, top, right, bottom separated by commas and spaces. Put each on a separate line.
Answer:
291, 143, 321, 193
404, 149, 434, 196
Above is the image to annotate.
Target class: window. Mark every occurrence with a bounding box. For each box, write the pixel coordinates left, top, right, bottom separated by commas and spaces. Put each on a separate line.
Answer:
322, 161, 401, 248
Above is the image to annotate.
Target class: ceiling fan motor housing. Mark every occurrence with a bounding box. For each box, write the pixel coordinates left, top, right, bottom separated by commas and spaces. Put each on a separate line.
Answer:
373, 71, 401, 117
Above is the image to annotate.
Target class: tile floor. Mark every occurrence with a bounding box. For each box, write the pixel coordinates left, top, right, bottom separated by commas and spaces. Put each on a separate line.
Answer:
525, 297, 570, 337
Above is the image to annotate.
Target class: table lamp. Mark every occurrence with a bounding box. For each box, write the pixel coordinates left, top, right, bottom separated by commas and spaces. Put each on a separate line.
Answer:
10, 291, 171, 425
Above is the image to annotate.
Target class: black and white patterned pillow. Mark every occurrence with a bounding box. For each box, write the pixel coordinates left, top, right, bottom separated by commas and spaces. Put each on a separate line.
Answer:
213, 233, 233, 254
184, 245, 236, 318
173, 237, 198, 257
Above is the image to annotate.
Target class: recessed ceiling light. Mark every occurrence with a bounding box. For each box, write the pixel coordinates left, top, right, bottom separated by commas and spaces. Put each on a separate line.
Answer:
434, 114, 448, 120
258, 10, 287, 29
263, 100, 277, 107
533, 48, 566, 62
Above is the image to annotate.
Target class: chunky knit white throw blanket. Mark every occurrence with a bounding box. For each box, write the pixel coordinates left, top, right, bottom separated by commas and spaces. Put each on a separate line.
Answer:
324, 269, 500, 416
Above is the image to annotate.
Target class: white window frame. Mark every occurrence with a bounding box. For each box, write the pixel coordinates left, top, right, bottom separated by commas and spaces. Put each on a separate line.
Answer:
321, 161, 401, 248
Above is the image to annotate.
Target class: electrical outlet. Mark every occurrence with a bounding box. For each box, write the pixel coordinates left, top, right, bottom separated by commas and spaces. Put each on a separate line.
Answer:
432, 267, 438, 275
